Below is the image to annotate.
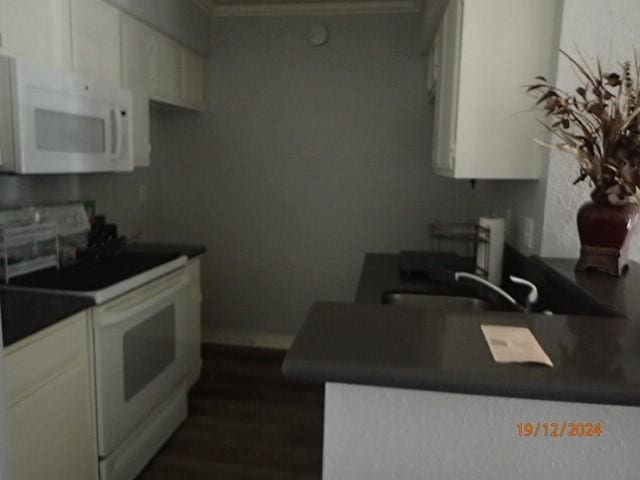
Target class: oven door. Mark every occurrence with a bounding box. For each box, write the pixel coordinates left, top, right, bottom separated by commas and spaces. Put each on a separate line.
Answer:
92, 269, 188, 457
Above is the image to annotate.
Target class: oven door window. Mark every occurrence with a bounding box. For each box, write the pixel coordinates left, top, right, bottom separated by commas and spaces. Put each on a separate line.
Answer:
122, 305, 176, 402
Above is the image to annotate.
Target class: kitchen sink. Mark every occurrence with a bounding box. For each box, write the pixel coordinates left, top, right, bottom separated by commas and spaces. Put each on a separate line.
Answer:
381, 293, 494, 311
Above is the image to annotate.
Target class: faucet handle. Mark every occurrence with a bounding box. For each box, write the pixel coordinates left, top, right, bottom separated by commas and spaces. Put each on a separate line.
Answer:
509, 276, 539, 305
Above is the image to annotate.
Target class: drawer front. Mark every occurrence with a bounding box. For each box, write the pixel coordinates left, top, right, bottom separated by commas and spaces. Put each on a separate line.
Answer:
4, 311, 88, 406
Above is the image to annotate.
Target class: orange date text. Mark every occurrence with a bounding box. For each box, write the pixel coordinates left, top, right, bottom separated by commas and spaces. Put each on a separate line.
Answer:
516, 422, 603, 438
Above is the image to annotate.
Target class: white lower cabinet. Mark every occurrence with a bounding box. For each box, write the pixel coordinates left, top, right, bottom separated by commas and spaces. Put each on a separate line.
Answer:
4, 311, 98, 480
185, 257, 203, 389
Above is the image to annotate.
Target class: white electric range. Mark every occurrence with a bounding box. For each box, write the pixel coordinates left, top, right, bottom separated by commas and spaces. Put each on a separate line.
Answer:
2, 204, 189, 480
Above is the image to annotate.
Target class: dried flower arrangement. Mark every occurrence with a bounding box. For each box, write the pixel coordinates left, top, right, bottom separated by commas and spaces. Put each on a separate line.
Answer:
528, 50, 640, 206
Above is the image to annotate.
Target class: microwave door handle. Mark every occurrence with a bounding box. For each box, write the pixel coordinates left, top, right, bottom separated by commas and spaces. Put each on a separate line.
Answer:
111, 108, 123, 160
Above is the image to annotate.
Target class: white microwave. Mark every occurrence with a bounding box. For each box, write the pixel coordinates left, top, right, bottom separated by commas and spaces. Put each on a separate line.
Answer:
0, 55, 133, 174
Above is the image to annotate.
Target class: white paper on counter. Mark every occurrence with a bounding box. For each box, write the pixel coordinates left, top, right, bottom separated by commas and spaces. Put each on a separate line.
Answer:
480, 325, 553, 367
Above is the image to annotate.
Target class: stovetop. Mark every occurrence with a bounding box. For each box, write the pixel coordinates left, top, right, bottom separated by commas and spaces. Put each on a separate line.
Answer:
10, 251, 182, 292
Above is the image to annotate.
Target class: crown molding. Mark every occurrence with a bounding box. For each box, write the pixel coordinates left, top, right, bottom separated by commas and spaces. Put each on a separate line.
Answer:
190, 0, 216, 15
211, 0, 421, 17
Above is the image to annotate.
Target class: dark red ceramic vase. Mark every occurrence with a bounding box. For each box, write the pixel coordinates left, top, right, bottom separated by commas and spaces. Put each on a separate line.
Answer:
576, 199, 640, 276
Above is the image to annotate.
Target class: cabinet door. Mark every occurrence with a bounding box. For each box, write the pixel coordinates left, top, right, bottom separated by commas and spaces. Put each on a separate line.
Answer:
181, 48, 205, 110
454, 0, 557, 179
4, 312, 98, 480
70, 0, 120, 85
149, 31, 181, 105
8, 362, 97, 480
0, 0, 72, 70
121, 13, 152, 167
432, 0, 462, 176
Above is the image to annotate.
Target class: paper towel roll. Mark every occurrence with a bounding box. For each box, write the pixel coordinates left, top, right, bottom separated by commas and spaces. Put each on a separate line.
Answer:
477, 216, 505, 285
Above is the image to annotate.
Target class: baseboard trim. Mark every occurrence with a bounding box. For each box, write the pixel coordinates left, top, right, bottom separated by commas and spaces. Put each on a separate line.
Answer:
203, 328, 294, 350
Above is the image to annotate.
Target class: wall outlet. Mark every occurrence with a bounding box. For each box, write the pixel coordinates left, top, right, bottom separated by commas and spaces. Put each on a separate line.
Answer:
138, 185, 147, 203
523, 217, 534, 250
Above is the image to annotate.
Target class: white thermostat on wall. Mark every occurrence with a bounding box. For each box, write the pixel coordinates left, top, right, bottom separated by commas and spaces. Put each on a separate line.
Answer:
307, 24, 329, 46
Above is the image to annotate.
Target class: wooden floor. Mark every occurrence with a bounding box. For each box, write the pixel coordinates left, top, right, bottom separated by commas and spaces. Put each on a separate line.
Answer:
137, 344, 324, 479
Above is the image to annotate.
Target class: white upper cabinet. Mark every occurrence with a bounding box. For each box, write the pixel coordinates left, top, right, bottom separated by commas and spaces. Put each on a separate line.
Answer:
431, 0, 558, 179
122, 13, 207, 166
70, 0, 121, 84
148, 28, 207, 111
181, 48, 205, 110
121, 13, 152, 167
0, 0, 207, 168
0, 0, 72, 70
432, 0, 461, 176
149, 30, 182, 105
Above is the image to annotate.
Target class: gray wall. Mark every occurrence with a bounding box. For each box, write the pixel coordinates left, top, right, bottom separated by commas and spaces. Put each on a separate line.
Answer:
0, 111, 166, 241
155, 14, 473, 337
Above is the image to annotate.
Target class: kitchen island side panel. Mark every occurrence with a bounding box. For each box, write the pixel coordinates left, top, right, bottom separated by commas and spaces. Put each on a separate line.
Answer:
323, 382, 640, 480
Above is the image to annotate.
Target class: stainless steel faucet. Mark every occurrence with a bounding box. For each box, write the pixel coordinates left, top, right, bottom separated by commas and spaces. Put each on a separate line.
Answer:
454, 272, 539, 312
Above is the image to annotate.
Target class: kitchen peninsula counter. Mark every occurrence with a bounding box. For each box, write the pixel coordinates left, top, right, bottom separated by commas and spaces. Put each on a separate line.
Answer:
283, 252, 640, 406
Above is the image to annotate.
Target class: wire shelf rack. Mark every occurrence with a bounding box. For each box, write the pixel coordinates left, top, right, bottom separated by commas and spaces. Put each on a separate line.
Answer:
0, 222, 59, 283
428, 221, 491, 278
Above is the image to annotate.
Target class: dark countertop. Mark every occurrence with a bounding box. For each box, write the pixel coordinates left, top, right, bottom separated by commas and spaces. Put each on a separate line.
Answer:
530, 256, 632, 317
283, 252, 640, 406
1, 242, 205, 347
1, 291, 93, 347
126, 242, 206, 259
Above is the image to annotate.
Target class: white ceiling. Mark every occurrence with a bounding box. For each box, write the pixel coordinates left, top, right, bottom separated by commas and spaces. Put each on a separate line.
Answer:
193, 0, 423, 17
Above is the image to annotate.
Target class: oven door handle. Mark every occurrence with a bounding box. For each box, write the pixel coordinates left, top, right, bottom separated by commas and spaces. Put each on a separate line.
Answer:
100, 274, 188, 327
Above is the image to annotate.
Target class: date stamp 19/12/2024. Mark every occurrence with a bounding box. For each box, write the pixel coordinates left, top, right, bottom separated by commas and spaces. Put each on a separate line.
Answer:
516, 422, 603, 438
